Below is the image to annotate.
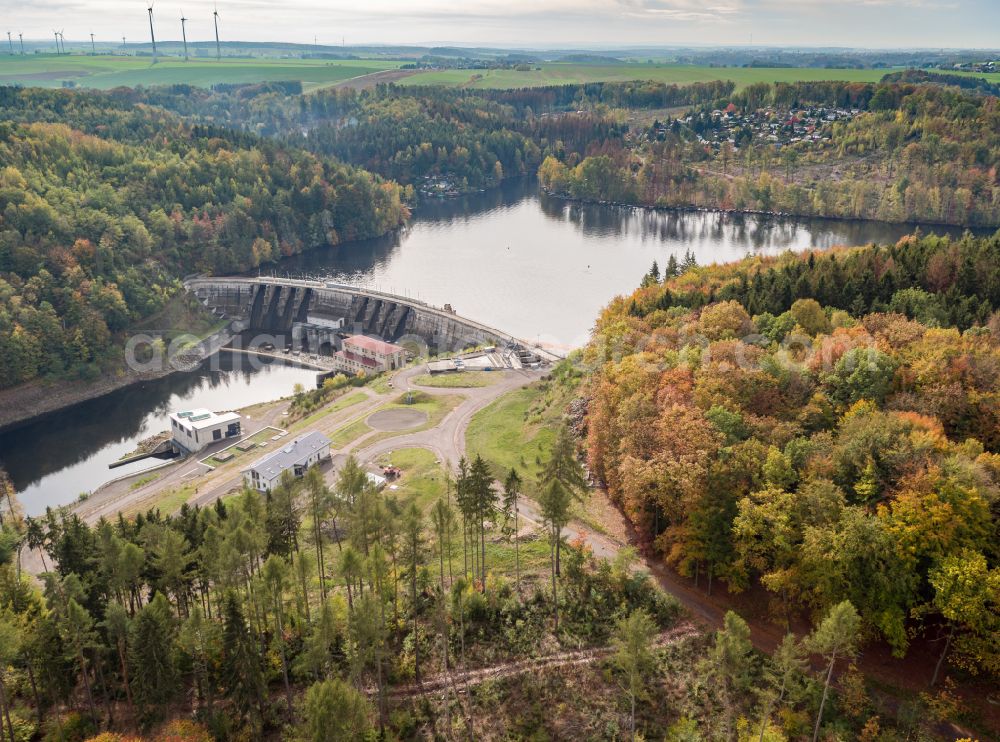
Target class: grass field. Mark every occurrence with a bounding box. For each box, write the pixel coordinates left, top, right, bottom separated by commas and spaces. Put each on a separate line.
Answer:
401, 62, 1000, 91
412, 371, 499, 388
465, 381, 568, 493
0, 54, 402, 91
375, 447, 446, 510
5, 55, 998, 95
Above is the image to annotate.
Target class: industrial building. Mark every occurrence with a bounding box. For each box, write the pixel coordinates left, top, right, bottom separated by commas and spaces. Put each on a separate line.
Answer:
242, 431, 331, 492
169, 409, 241, 453
334, 335, 406, 375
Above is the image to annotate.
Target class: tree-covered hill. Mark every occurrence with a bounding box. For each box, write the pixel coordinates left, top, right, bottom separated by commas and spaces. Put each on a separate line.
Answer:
539, 81, 1000, 227
0, 87, 409, 388
585, 231, 1000, 674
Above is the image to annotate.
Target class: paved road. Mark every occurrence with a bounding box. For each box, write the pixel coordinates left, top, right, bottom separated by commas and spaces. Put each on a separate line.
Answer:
74, 363, 542, 522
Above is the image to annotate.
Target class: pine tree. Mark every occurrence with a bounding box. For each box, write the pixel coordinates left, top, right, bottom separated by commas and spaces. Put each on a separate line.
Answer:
401, 502, 425, 684
301, 677, 373, 741
261, 555, 295, 721
808, 601, 861, 742
501, 468, 523, 590
613, 608, 658, 741
221, 593, 265, 734
129, 592, 178, 726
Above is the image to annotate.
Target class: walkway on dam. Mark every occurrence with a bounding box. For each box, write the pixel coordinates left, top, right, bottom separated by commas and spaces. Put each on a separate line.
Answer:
184, 275, 565, 364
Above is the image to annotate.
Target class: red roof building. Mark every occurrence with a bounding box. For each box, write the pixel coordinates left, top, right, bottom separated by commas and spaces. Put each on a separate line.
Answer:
334, 335, 406, 375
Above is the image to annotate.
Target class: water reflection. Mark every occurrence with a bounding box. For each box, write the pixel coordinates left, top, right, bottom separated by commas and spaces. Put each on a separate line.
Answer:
7, 178, 983, 512
0, 354, 318, 514
269, 177, 976, 348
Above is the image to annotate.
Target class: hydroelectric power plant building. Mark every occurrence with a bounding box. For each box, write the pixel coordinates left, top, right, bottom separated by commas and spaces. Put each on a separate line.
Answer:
334, 335, 407, 375
169, 409, 242, 454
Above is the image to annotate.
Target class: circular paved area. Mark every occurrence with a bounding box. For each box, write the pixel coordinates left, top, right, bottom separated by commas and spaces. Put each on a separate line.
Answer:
367, 408, 428, 431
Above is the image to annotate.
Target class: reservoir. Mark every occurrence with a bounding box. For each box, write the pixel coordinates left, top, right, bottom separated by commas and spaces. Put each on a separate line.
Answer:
1, 178, 975, 513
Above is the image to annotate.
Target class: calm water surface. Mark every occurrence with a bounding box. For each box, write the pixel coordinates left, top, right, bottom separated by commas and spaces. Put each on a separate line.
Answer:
271, 178, 972, 350
2, 355, 318, 515
3, 179, 973, 512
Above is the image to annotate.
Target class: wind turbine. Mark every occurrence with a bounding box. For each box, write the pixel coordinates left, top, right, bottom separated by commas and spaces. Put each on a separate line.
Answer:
18, 33, 24, 55
90, 33, 96, 55
122, 36, 127, 55
59, 30, 66, 54
53, 30, 60, 54
6, 32, 12, 55
147, 4, 157, 62
213, 4, 221, 60
180, 12, 188, 61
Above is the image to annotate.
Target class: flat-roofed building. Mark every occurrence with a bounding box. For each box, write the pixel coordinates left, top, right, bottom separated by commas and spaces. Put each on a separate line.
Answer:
242, 431, 331, 492
169, 409, 241, 453
334, 335, 406, 375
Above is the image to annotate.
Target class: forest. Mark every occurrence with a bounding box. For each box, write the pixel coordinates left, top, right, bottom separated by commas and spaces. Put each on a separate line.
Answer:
585, 232, 1000, 702
0, 407, 981, 741
538, 80, 1000, 227
0, 87, 409, 388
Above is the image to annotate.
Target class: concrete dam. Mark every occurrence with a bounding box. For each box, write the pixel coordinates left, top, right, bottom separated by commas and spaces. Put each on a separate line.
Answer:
184, 277, 562, 363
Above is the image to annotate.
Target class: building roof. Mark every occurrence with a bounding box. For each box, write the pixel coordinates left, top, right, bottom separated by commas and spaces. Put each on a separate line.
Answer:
338, 349, 379, 368
170, 408, 240, 431
344, 335, 404, 356
243, 431, 331, 480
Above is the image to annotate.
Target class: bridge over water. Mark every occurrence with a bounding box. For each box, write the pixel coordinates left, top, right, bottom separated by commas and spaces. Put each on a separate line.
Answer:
184, 276, 563, 364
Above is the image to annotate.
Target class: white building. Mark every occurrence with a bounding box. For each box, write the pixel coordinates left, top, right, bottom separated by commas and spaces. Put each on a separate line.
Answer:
169, 409, 241, 453
242, 431, 331, 492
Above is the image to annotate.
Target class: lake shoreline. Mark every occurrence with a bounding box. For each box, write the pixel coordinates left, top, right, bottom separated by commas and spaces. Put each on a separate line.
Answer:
537, 186, 997, 234
0, 328, 234, 433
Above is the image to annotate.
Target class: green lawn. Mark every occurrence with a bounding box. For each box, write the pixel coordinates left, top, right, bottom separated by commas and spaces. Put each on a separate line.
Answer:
202, 427, 282, 467
412, 371, 499, 388
465, 384, 558, 494
0, 54, 401, 90
376, 447, 446, 511
295, 391, 367, 429
401, 63, 1000, 91
329, 418, 372, 448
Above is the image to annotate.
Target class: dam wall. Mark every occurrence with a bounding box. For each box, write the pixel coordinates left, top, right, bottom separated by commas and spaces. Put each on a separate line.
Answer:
184, 277, 561, 362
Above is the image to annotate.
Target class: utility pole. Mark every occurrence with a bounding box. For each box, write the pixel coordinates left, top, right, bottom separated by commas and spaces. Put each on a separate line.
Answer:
147, 6, 157, 62
90, 33, 96, 55
180, 13, 188, 61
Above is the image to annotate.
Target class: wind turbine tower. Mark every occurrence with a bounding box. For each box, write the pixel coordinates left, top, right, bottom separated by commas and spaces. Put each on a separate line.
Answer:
213, 6, 221, 60
147, 5, 158, 62
53, 30, 60, 54
59, 30, 65, 54
18, 33, 24, 55
90, 33, 96, 55
6, 32, 12, 55
122, 36, 126, 55
180, 13, 188, 60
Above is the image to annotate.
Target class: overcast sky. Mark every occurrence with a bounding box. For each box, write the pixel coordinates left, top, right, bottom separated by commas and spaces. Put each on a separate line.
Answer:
6, 0, 999, 50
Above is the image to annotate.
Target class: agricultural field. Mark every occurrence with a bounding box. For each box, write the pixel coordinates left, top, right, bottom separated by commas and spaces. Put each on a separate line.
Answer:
0, 53, 402, 91
401, 62, 1000, 90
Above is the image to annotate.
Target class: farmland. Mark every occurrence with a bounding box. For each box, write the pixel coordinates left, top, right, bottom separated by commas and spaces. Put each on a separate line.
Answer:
400, 61, 1000, 90
0, 53, 402, 91
4, 55, 1000, 93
